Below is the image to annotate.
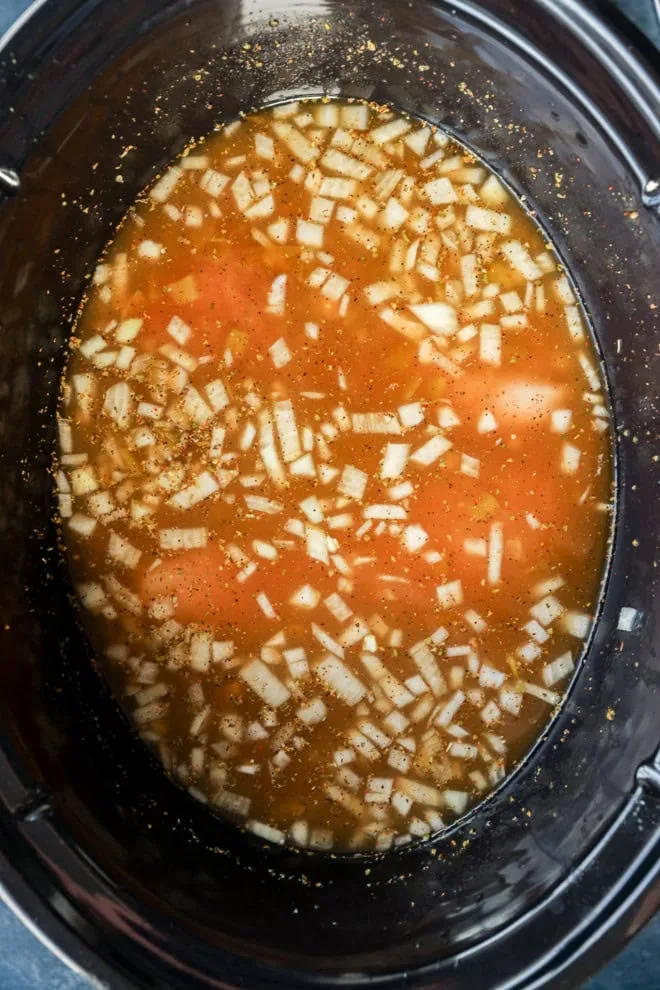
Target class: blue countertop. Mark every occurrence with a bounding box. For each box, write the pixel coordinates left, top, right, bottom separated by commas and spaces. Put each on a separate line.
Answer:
0, 0, 658, 987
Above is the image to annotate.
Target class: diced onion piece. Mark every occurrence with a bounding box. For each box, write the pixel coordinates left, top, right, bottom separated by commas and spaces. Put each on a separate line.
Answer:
379, 197, 408, 231
371, 117, 410, 144
465, 204, 512, 234
150, 166, 182, 202
410, 642, 446, 697
338, 465, 368, 500
401, 525, 428, 553
240, 659, 290, 708
289, 584, 320, 609
273, 399, 301, 463
565, 305, 585, 340
561, 442, 581, 475
160, 343, 198, 373
256, 591, 277, 619
436, 580, 463, 608
314, 654, 366, 706
435, 690, 465, 727
267, 218, 290, 243
169, 471, 218, 510
70, 464, 98, 496
299, 495, 324, 524
321, 272, 350, 301
320, 148, 372, 180
325, 593, 353, 623
296, 218, 324, 247
297, 697, 327, 725
306, 525, 330, 564
107, 531, 141, 569
518, 641, 542, 662
309, 196, 335, 224
159, 527, 208, 550
272, 120, 319, 163
443, 790, 469, 815
501, 240, 543, 281
477, 410, 497, 433
396, 777, 443, 808
68, 514, 97, 537
561, 611, 591, 638
460, 453, 480, 478
404, 126, 431, 156
266, 274, 287, 315
530, 595, 565, 627
543, 651, 574, 687
379, 307, 427, 343
551, 409, 573, 434
408, 302, 457, 336
190, 631, 212, 671
269, 337, 292, 369
397, 402, 424, 428
243, 495, 283, 515
289, 453, 316, 478
103, 382, 132, 428
487, 522, 504, 585
352, 412, 401, 434
200, 169, 229, 197
104, 574, 142, 615
617, 606, 639, 632
480, 323, 501, 366
523, 681, 560, 706
364, 504, 406, 520
479, 174, 508, 207
410, 434, 452, 466
380, 443, 410, 480
424, 177, 457, 204
231, 171, 254, 211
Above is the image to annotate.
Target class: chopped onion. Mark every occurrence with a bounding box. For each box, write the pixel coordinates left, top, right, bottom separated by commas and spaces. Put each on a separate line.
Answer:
169, 471, 218, 510
266, 274, 287, 315
240, 659, 290, 708
159, 527, 208, 550
408, 302, 457, 336
269, 337, 292, 369
243, 495, 284, 515
543, 651, 574, 687
314, 654, 366, 705
435, 580, 463, 608
289, 584, 320, 608
477, 410, 497, 433
551, 408, 573, 434
530, 594, 565, 627
380, 442, 410, 480
501, 241, 543, 281
256, 591, 277, 619
561, 611, 591, 638
410, 434, 452, 466
465, 204, 512, 235
561, 442, 581, 475
150, 166, 181, 202
402, 524, 429, 553
523, 681, 560, 705
424, 177, 457, 205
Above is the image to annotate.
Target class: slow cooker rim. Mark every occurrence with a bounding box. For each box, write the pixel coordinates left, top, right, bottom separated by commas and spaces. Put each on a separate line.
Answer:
0, 0, 658, 988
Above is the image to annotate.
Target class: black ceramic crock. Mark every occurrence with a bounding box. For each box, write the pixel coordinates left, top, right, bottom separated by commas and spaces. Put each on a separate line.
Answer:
0, 1, 658, 988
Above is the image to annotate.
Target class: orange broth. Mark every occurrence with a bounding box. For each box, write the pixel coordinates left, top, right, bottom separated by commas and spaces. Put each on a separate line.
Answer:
57, 100, 612, 852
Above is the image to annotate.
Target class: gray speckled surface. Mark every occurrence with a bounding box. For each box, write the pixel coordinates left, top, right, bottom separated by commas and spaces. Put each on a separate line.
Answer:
0, 0, 658, 987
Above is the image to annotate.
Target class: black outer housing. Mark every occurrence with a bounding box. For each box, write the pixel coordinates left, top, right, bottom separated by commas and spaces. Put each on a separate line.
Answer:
0, 1, 658, 988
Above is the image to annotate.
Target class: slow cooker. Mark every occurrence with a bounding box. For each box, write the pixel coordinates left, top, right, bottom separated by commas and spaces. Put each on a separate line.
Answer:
0, 1, 658, 987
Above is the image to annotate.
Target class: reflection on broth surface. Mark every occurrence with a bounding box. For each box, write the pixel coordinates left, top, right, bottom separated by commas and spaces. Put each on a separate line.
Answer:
58, 100, 612, 852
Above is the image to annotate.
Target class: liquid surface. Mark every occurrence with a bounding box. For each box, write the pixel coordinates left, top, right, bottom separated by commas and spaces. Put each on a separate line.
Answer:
58, 100, 611, 852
